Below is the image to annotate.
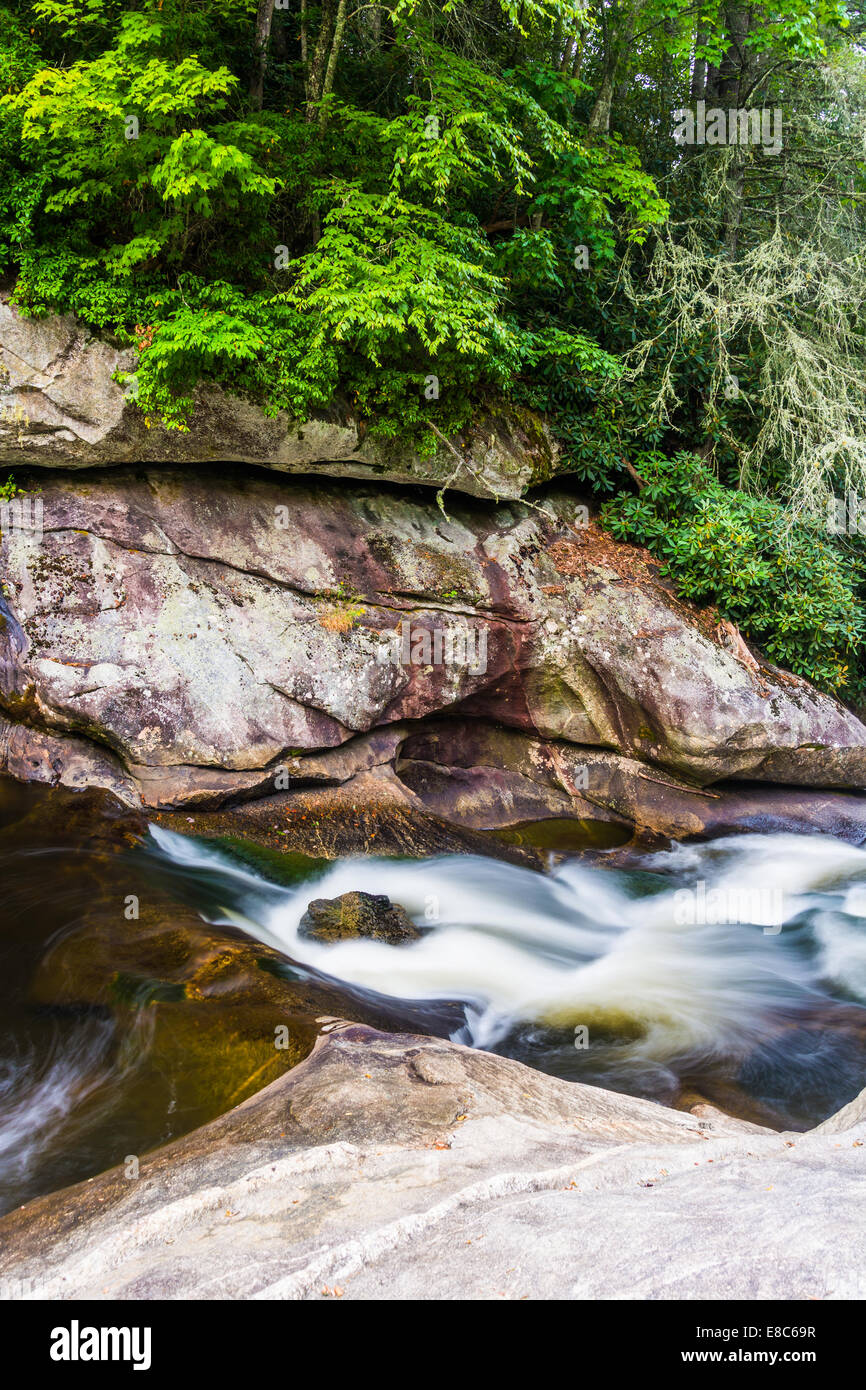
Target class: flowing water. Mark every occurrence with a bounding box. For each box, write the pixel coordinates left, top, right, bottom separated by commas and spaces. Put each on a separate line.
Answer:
2, 779, 866, 1215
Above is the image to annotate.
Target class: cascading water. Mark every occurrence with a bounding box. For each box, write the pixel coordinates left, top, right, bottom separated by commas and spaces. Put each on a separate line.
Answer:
150, 824, 866, 1126
3, 794, 866, 1215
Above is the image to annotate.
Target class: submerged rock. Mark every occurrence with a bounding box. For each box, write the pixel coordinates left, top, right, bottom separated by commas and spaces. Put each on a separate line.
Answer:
299, 891, 421, 945
22, 891, 460, 1204
154, 767, 545, 867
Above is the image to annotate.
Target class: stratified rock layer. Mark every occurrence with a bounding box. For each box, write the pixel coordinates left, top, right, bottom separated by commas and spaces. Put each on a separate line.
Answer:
1, 466, 865, 838
0, 296, 553, 496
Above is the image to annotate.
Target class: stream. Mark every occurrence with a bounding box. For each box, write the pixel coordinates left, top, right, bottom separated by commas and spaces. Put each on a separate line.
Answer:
2, 779, 866, 1215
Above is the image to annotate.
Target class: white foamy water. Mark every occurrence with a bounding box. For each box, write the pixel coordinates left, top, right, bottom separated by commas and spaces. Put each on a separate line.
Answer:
0, 1026, 115, 1191
149, 826, 866, 1063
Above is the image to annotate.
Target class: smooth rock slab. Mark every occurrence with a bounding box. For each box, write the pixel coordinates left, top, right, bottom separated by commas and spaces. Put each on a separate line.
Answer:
0, 1026, 863, 1301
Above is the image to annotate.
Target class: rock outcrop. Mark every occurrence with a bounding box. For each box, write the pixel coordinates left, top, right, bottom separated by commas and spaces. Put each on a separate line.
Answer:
1, 465, 866, 840
0, 296, 553, 497
1, 1024, 863, 1300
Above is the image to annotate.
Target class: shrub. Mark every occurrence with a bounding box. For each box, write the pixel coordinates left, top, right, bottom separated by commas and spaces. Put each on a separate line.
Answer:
601, 452, 866, 696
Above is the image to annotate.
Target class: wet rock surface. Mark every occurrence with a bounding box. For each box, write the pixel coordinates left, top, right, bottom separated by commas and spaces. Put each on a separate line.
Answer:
0, 780, 468, 1213
299, 891, 422, 945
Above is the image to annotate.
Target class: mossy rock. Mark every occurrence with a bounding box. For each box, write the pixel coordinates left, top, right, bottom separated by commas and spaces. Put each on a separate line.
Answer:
299, 891, 422, 945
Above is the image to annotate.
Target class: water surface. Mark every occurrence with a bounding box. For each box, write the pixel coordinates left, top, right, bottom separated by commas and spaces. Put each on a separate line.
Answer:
2, 780, 866, 1214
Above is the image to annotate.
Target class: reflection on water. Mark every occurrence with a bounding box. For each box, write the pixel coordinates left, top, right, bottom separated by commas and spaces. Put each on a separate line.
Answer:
1, 777, 866, 1215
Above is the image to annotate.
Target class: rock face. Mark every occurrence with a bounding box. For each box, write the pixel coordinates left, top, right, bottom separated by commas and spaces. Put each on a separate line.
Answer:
395, 719, 866, 843
299, 892, 422, 945
0, 296, 553, 497
0, 1024, 863, 1300
1, 465, 865, 836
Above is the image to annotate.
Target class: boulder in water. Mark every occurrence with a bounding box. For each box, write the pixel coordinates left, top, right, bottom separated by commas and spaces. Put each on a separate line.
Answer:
299, 891, 422, 945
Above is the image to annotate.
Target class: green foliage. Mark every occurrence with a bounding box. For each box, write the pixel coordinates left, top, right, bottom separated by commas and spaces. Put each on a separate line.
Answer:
0, 8, 44, 267
0, 0, 665, 439
4, 12, 277, 263
602, 453, 866, 695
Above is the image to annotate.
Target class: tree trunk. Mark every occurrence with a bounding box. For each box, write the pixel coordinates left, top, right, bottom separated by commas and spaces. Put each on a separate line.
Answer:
251, 0, 276, 111
690, 28, 708, 101
319, 0, 347, 122
307, 0, 338, 110
272, 5, 288, 64
588, 0, 646, 136
552, 13, 564, 66
360, 3, 382, 49
711, 9, 753, 256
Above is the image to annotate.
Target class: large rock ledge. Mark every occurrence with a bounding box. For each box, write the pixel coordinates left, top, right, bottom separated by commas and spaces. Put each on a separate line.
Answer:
1, 466, 866, 840
0, 296, 553, 497
1, 1024, 863, 1300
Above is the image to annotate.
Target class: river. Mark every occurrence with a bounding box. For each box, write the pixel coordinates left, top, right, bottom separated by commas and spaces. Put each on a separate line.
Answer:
2, 779, 865, 1214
